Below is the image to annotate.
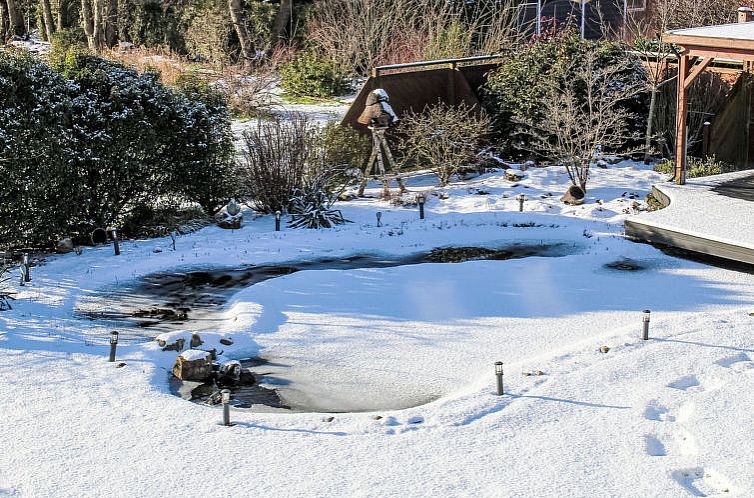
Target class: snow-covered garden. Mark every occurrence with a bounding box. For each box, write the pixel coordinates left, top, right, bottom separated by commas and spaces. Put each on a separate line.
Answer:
2, 159, 753, 496
3, 11, 754, 495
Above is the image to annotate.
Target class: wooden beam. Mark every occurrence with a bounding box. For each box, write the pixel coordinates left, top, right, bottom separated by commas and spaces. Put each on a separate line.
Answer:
685, 47, 754, 63
675, 54, 690, 185
665, 34, 754, 53
684, 57, 714, 89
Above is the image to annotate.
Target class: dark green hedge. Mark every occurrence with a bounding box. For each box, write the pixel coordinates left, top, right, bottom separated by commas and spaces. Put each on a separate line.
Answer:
0, 50, 236, 248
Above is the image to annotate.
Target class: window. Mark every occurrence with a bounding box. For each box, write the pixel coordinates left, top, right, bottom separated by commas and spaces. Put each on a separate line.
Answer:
625, 0, 647, 12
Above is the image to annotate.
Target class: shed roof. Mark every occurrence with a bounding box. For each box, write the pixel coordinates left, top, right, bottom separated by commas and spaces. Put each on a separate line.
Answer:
667, 22, 754, 40
665, 22, 754, 59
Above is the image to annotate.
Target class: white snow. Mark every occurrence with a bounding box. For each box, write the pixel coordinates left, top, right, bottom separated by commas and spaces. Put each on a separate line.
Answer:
627, 170, 754, 250
667, 22, 754, 41
178, 349, 211, 361
1, 161, 753, 497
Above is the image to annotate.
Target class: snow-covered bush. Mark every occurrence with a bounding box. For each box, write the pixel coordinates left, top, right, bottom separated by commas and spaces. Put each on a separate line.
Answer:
171, 74, 237, 214
0, 50, 235, 248
0, 50, 82, 247
397, 102, 491, 186
654, 156, 733, 179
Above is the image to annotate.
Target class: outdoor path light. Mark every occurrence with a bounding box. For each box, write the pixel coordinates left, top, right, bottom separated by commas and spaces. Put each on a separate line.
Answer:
109, 331, 119, 362
495, 361, 504, 395
110, 228, 120, 256
376, 211, 382, 227
22, 253, 30, 282
417, 194, 426, 220
642, 310, 651, 340
221, 389, 232, 426
275, 211, 281, 232
516, 194, 525, 212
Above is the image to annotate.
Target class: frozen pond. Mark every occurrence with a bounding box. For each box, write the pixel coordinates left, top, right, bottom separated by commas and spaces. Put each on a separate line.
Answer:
77, 242, 583, 412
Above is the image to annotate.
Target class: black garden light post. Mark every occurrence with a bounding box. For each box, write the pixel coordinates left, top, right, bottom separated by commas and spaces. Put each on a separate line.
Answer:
275, 211, 281, 232
110, 228, 120, 256
642, 310, 651, 340
221, 389, 232, 426
109, 331, 119, 362
22, 253, 31, 282
417, 194, 426, 220
495, 361, 504, 396
516, 193, 525, 212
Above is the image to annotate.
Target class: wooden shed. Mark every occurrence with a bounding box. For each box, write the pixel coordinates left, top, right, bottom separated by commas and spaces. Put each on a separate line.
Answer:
341, 56, 504, 134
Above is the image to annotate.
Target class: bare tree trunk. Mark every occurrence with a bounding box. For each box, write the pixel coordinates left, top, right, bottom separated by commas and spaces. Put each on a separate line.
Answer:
270, 0, 292, 49
228, 0, 254, 67
643, 87, 658, 164
81, 0, 94, 46
5, 0, 25, 38
41, 0, 56, 40
103, 0, 117, 46
0, 1, 7, 41
58, 0, 71, 29
92, 0, 105, 50
81, 0, 105, 50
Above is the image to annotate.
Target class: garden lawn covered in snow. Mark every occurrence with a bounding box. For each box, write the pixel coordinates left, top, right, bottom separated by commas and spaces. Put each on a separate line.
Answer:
1, 162, 753, 497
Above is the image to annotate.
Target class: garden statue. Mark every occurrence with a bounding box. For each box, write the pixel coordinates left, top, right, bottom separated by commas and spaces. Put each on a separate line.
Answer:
357, 89, 407, 199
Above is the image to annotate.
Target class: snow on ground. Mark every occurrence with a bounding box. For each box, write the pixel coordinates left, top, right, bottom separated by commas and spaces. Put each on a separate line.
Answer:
1, 162, 753, 497
628, 170, 754, 250
231, 87, 356, 142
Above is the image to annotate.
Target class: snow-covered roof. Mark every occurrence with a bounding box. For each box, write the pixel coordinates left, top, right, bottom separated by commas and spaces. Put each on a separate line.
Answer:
667, 22, 754, 41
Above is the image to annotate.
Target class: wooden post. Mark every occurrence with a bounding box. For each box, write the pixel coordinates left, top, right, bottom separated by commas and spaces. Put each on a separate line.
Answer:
448, 62, 457, 106
675, 54, 690, 184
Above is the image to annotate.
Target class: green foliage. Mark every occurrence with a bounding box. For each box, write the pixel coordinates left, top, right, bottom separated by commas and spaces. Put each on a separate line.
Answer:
0, 50, 82, 247
482, 30, 647, 156
184, 0, 277, 64
172, 73, 238, 214
0, 51, 235, 248
184, 1, 233, 65
319, 123, 371, 170
47, 28, 88, 67
654, 156, 733, 178
424, 19, 471, 60
280, 50, 351, 98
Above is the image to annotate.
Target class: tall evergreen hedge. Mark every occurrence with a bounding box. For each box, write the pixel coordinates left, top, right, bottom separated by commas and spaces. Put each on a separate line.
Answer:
0, 50, 236, 249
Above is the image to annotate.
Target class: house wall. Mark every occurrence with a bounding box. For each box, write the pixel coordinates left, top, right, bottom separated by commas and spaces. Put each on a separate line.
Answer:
516, 0, 647, 39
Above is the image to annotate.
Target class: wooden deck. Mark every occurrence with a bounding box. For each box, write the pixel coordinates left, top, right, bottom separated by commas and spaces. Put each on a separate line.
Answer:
625, 172, 754, 265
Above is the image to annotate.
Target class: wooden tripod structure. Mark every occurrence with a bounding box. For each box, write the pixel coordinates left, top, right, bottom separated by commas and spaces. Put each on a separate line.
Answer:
357, 126, 407, 199
665, 10, 754, 184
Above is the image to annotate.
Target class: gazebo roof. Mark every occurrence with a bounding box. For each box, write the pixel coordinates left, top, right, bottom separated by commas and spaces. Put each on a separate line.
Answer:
665, 22, 754, 55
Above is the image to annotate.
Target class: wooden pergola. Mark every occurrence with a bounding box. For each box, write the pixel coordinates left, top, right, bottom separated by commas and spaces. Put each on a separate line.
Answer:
665, 12, 754, 184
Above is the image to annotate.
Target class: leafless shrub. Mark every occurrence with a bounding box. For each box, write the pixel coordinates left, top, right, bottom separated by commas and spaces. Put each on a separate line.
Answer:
398, 102, 492, 186
104, 45, 196, 86
307, 0, 521, 75
239, 113, 316, 213
214, 64, 278, 117
650, 0, 742, 31
515, 50, 644, 191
